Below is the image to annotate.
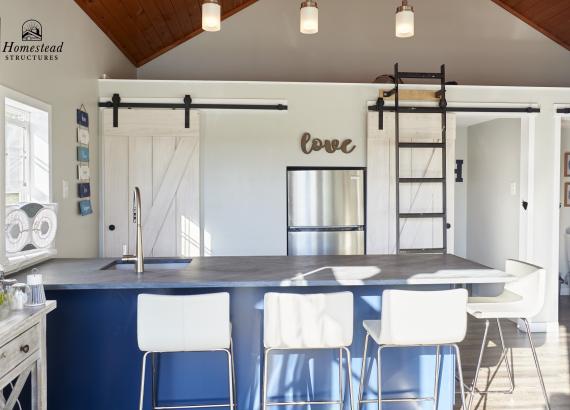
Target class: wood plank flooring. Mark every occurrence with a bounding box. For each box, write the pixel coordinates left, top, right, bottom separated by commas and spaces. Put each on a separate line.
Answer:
456, 296, 570, 409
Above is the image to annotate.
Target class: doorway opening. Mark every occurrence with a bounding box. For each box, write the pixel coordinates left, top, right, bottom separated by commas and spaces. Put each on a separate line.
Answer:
454, 114, 533, 270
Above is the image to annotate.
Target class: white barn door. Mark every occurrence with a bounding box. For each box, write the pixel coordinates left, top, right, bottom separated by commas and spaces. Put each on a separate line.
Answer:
367, 112, 455, 254
101, 109, 200, 257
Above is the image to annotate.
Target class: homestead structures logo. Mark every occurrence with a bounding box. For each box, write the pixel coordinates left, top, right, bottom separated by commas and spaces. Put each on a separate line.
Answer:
1, 19, 63, 61
22, 20, 42, 41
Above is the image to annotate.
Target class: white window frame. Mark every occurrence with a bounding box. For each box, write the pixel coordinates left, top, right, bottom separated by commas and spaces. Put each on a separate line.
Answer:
5, 104, 32, 204
0, 85, 55, 273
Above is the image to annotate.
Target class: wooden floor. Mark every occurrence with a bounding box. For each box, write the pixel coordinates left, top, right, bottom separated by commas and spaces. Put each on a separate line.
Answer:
456, 296, 570, 409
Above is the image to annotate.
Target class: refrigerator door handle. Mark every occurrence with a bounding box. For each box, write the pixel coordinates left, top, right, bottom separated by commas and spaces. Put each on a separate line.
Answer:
288, 225, 365, 232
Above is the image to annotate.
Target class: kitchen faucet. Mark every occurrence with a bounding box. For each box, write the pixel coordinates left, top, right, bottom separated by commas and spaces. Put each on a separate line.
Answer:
122, 187, 144, 273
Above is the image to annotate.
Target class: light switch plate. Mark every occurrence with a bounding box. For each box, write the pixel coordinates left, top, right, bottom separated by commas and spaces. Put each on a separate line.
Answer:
62, 180, 69, 199
510, 182, 518, 196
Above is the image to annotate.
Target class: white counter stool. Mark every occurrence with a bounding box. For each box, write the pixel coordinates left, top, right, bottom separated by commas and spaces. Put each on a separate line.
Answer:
357, 289, 468, 410
137, 293, 235, 410
262, 292, 354, 410
466, 259, 549, 410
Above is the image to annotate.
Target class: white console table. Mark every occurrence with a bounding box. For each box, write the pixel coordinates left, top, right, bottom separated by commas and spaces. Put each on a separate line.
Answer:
0, 301, 56, 410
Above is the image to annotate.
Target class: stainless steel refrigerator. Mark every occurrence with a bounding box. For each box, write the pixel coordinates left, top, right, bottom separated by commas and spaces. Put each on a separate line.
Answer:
287, 168, 365, 255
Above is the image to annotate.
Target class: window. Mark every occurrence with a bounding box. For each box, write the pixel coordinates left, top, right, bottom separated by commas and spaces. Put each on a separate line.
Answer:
5, 99, 50, 205
2, 93, 53, 272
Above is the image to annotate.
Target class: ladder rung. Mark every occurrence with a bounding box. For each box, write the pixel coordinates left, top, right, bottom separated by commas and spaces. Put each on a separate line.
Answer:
400, 248, 446, 254
398, 142, 444, 148
398, 72, 442, 80
400, 213, 445, 219
399, 177, 444, 183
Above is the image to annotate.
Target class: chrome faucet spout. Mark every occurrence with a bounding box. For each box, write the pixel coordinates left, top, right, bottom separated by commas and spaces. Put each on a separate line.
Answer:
122, 187, 144, 273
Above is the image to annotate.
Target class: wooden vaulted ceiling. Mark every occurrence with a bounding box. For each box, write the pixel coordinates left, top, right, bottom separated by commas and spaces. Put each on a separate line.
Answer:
74, 0, 258, 67
76, 0, 570, 68
492, 0, 570, 51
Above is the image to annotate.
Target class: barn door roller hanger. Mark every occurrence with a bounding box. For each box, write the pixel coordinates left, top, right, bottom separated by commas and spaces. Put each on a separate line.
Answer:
99, 93, 289, 128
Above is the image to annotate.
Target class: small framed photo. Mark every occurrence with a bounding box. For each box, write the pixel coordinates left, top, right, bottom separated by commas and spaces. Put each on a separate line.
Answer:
77, 127, 90, 145
76, 109, 89, 127
78, 199, 93, 216
77, 164, 90, 181
565, 152, 570, 177
565, 183, 570, 207
77, 146, 89, 162
78, 183, 90, 198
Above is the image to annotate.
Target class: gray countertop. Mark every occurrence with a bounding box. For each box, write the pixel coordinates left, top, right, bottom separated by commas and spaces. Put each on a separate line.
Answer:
8, 254, 513, 290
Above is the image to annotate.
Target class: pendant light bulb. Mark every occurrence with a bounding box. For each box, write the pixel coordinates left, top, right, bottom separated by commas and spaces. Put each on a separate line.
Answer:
395, 0, 414, 38
202, 0, 221, 32
300, 1, 318, 34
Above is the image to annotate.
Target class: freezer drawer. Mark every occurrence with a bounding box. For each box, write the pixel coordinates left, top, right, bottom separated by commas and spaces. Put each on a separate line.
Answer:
287, 169, 364, 227
288, 230, 365, 256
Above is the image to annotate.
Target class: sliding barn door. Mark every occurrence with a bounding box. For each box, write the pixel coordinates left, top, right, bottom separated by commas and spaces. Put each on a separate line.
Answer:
102, 109, 200, 257
367, 112, 455, 254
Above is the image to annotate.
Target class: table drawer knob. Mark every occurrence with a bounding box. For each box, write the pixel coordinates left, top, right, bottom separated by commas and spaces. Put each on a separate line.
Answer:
20, 344, 29, 354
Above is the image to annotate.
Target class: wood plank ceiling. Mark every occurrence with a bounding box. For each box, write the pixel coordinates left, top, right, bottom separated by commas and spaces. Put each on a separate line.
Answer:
492, 0, 570, 51
74, 0, 258, 67
76, 0, 570, 68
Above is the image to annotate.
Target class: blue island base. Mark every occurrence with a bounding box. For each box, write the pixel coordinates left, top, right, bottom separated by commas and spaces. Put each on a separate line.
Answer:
46, 286, 457, 410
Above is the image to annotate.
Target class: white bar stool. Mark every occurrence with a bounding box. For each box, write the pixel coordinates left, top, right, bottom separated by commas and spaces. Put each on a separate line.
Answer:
466, 259, 550, 410
137, 293, 235, 410
357, 289, 468, 410
262, 292, 354, 409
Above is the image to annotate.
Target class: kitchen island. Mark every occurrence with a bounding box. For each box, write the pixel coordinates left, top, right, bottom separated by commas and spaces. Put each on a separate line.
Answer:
11, 254, 512, 410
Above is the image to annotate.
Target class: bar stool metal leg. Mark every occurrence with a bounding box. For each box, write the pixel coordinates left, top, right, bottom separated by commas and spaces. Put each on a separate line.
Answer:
139, 351, 152, 410
495, 319, 515, 394
376, 346, 383, 410
230, 339, 237, 407
342, 346, 355, 410
339, 348, 343, 409
433, 346, 440, 410
224, 349, 235, 410
262, 348, 270, 410
452, 344, 467, 410
357, 334, 370, 410
522, 319, 550, 410
468, 319, 489, 410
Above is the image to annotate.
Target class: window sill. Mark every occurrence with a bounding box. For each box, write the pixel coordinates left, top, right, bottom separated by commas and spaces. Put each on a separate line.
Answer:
5, 249, 57, 275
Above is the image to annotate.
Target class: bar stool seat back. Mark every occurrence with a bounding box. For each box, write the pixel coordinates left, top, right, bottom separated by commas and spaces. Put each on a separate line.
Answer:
378, 288, 468, 345
138, 293, 231, 352
264, 291, 353, 349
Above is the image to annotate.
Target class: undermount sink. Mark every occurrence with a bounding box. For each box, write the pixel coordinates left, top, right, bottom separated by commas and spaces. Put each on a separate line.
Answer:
100, 258, 191, 271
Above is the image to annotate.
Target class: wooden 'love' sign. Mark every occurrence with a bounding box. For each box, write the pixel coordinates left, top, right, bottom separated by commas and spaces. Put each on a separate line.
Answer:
300, 132, 356, 154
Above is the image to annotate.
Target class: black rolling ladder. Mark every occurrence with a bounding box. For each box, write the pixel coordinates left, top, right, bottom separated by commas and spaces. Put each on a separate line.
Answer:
386, 64, 448, 254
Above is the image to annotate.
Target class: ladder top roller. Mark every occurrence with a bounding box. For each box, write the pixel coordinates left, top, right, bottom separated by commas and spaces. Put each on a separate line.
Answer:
398, 72, 443, 79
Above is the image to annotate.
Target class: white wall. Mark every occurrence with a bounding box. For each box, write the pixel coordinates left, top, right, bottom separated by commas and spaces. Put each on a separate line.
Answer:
137, 0, 570, 87
0, 0, 136, 257
454, 126, 468, 258
560, 122, 570, 280
466, 119, 521, 270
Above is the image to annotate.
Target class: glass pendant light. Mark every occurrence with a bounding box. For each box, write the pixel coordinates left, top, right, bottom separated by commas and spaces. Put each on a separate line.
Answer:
202, 0, 221, 32
300, 1, 318, 34
395, 0, 414, 38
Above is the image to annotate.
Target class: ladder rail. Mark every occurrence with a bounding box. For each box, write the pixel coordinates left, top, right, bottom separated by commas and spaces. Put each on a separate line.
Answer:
394, 63, 401, 253
394, 63, 448, 255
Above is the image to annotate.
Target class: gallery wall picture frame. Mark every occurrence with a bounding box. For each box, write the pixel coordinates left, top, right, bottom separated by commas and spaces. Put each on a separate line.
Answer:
77, 164, 90, 181
77, 146, 89, 162
78, 183, 90, 198
565, 152, 570, 177
78, 199, 93, 216
565, 182, 570, 207
77, 127, 90, 145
